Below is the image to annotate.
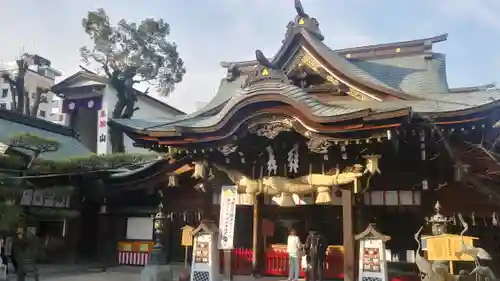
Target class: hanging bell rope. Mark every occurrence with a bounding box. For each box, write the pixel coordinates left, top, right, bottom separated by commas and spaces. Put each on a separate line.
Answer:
192, 160, 208, 179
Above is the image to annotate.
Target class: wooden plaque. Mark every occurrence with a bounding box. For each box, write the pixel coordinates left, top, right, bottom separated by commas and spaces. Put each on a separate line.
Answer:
424, 234, 477, 261
181, 225, 194, 246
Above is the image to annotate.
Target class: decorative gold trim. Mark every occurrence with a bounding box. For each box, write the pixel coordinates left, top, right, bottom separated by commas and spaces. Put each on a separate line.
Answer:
294, 51, 341, 86
347, 88, 368, 100
287, 49, 377, 101
301, 47, 381, 101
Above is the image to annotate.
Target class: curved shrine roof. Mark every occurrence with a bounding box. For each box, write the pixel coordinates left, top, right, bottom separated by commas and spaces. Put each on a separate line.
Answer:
109, 0, 500, 140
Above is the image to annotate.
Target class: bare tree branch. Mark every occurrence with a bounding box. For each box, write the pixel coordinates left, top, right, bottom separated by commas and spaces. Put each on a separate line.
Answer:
29, 87, 48, 117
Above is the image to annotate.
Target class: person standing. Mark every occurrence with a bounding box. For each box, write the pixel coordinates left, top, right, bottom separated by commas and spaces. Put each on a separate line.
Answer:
286, 228, 302, 281
305, 230, 327, 281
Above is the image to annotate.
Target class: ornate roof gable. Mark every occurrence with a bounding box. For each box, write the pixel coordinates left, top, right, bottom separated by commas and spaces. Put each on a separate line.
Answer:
243, 50, 290, 88
227, 0, 416, 102
283, 0, 324, 42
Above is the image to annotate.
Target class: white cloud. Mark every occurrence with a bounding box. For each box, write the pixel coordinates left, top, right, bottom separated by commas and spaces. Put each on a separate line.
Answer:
434, 0, 500, 29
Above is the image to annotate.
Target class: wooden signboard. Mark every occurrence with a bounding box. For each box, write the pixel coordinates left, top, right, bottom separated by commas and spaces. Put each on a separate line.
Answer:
423, 234, 477, 261
181, 225, 195, 246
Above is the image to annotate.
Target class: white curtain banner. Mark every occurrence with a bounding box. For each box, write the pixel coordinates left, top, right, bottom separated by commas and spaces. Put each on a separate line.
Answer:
218, 185, 237, 250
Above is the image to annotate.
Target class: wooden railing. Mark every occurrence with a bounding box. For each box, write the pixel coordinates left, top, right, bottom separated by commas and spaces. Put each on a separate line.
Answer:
219, 247, 344, 278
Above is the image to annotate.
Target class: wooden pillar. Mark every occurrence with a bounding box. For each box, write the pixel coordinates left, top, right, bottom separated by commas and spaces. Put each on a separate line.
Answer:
202, 182, 214, 221
251, 195, 264, 275
160, 196, 172, 263
342, 189, 355, 281
97, 210, 109, 267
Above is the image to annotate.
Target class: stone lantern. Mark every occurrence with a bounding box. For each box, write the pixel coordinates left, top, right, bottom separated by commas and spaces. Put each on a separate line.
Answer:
149, 202, 167, 265
141, 201, 173, 281
425, 201, 453, 236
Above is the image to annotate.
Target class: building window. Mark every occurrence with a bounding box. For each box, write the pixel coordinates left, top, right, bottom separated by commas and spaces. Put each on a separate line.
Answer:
39, 110, 46, 118
2, 89, 7, 98
0, 103, 6, 109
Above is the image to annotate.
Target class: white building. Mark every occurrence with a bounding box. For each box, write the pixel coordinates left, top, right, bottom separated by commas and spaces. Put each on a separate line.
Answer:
51, 71, 185, 154
0, 54, 62, 122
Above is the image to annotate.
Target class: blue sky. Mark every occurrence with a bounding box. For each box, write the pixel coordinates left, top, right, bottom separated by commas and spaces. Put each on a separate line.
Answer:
0, 0, 498, 113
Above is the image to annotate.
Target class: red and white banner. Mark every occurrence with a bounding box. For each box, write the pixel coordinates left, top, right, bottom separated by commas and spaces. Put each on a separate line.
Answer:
117, 251, 150, 265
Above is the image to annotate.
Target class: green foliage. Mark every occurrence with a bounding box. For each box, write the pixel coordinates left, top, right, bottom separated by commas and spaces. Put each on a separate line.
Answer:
80, 8, 186, 95
0, 133, 162, 262
31, 153, 159, 173
9, 133, 60, 153
0, 152, 159, 174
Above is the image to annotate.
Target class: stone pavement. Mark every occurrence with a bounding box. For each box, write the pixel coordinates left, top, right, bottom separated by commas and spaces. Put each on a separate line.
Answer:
43, 269, 139, 281
39, 266, 287, 281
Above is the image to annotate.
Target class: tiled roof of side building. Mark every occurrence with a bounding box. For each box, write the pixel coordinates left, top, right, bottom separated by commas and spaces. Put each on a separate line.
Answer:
0, 109, 91, 160
52, 71, 186, 116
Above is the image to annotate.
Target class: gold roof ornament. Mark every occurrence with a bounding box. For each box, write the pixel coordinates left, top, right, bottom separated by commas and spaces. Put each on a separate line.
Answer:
243, 50, 289, 88
282, 0, 324, 41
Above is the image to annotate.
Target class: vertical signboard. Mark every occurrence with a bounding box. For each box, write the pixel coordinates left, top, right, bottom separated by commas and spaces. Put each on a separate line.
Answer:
356, 225, 390, 281
218, 185, 237, 250
97, 106, 108, 155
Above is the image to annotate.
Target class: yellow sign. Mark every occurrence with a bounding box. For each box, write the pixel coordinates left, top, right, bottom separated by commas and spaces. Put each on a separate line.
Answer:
139, 244, 150, 252
423, 234, 478, 261
121, 243, 132, 252
298, 18, 305, 25
181, 225, 195, 246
